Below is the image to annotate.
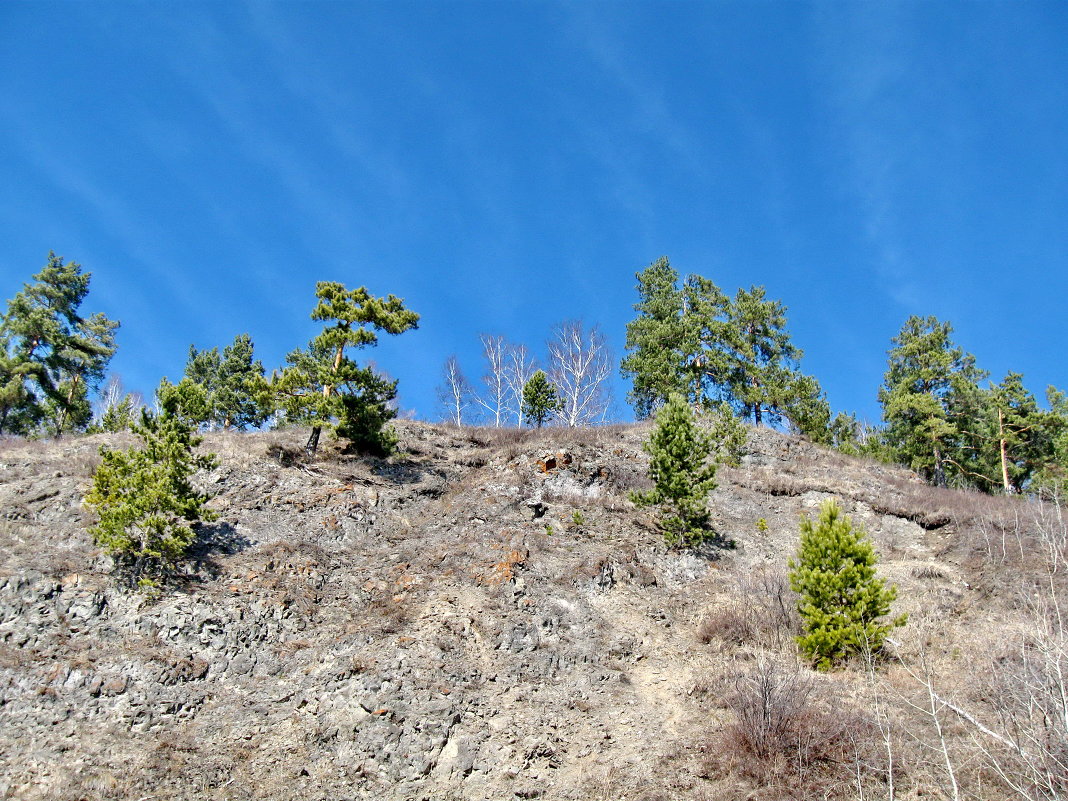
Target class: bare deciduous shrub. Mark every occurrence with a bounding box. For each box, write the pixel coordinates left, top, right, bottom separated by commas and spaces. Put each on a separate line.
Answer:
976, 592, 1068, 799
366, 592, 414, 635
723, 466, 807, 497
465, 426, 533, 449
698, 568, 800, 651
885, 530, 1067, 801
606, 464, 653, 497
708, 659, 884, 799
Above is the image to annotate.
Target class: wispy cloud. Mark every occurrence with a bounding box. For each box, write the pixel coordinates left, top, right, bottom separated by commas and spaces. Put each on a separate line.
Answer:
4, 117, 200, 314
810, 3, 923, 309
561, 5, 703, 173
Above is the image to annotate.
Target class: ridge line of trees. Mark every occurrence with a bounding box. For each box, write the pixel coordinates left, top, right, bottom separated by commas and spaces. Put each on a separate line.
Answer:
5, 250, 1068, 498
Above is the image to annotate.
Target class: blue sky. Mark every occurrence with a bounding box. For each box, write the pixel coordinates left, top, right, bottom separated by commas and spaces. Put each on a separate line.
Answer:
3, 1, 1067, 425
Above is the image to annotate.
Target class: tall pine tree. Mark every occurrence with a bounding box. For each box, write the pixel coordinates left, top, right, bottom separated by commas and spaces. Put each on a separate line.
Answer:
621, 257, 693, 419
621, 260, 828, 434
0, 252, 118, 435
879, 316, 985, 486
986, 373, 1050, 493
722, 285, 804, 426
180, 334, 270, 430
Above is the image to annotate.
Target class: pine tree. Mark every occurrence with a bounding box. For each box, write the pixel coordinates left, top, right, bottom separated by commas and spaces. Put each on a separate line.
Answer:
702, 401, 747, 467
827, 411, 862, 455
620, 259, 733, 417
521, 370, 559, 428
722, 285, 804, 426
0, 351, 38, 435
182, 344, 221, 427
1033, 387, 1068, 500
788, 500, 905, 670
92, 394, 138, 433
986, 373, 1050, 493
217, 334, 272, 430
621, 262, 823, 428
181, 334, 270, 430
683, 274, 734, 409
273, 282, 418, 455
42, 378, 92, 436
621, 257, 693, 418
879, 316, 986, 486
87, 375, 141, 434
782, 372, 832, 443
630, 393, 719, 547
0, 252, 118, 435
85, 399, 218, 589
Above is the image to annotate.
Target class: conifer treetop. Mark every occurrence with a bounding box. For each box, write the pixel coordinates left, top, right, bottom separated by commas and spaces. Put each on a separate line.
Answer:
310, 282, 420, 353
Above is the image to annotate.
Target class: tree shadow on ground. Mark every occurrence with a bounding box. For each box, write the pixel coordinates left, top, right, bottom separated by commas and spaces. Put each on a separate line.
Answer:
184, 521, 253, 582
369, 458, 425, 485
690, 535, 735, 560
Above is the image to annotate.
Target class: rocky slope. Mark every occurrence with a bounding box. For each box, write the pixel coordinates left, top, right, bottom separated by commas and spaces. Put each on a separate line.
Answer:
0, 421, 1057, 800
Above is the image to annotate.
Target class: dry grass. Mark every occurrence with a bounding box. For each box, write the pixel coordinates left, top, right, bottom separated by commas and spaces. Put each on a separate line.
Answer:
459, 422, 643, 451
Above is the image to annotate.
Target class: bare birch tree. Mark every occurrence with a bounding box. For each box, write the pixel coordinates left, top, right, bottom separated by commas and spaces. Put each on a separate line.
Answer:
503, 343, 537, 427
475, 334, 510, 427
547, 320, 613, 427
90, 374, 144, 432
437, 356, 473, 427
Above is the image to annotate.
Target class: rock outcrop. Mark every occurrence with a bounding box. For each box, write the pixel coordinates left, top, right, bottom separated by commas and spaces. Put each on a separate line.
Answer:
0, 421, 996, 799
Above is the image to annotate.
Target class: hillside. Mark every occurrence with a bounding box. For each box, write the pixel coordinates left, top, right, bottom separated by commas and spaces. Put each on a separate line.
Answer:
1, 421, 1064, 800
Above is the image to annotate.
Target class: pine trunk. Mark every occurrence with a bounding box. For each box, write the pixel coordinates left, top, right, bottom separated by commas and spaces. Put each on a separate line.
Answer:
932, 442, 946, 487
55, 374, 81, 436
307, 345, 345, 456
998, 406, 1011, 493
751, 371, 762, 426
692, 356, 704, 410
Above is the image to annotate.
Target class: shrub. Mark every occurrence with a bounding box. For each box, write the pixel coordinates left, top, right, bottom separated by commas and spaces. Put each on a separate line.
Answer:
709, 659, 883, 799
703, 400, 746, 466
788, 499, 905, 669
84, 406, 217, 588
698, 568, 800, 651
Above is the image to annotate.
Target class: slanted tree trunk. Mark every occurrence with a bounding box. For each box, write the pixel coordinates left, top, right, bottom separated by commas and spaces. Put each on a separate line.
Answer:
306, 345, 346, 456
998, 406, 1012, 493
